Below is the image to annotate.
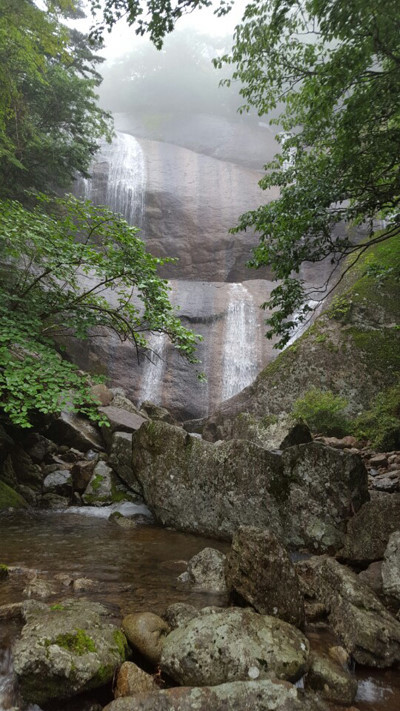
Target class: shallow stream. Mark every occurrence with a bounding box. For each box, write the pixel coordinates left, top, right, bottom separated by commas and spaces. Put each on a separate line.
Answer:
0, 510, 399, 711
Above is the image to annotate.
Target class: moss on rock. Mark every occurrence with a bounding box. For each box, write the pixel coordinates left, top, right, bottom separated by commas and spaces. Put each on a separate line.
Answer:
0, 480, 28, 510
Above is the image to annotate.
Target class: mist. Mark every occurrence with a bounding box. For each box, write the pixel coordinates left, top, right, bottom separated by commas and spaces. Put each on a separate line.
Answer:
96, 27, 281, 169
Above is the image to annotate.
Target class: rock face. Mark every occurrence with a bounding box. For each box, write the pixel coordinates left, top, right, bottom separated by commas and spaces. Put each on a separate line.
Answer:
13, 599, 128, 704
160, 607, 309, 686
296, 557, 400, 667
103, 679, 328, 711
225, 527, 304, 628
382, 531, 400, 601
132, 421, 368, 551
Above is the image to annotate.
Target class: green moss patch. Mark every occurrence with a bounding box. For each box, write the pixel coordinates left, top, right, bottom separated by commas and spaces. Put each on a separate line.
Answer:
53, 629, 96, 655
0, 480, 28, 510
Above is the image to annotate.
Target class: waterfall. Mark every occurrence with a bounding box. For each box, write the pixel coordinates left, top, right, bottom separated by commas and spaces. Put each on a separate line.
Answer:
285, 299, 320, 348
221, 284, 260, 401
138, 332, 168, 406
78, 132, 146, 227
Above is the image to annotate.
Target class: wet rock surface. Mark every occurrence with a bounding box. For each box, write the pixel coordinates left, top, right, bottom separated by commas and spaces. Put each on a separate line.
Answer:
305, 650, 357, 705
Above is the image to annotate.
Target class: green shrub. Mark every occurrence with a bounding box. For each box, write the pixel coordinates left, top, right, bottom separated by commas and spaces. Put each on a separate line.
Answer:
353, 384, 400, 451
292, 388, 350, 437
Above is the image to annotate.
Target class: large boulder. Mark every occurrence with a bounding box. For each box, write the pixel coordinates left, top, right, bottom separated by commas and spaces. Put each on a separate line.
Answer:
382, 531, 400, 602
160, 607, 309, 686
132, 422, 368, 551
13, 599, 129, 705
103, 679, 328, 711
340, 492, 400, 564
46, 411, 103, 452
296, 556, 400, 667
225, 527, 304, 628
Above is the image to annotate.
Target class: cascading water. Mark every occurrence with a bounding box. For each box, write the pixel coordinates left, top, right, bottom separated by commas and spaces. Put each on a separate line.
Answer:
138, 332, 168, 406
221, 283, 260, 401
77, 132, 146, 227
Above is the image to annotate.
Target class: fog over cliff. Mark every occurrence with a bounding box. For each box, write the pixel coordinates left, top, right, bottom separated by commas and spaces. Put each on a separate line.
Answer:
96, 27, 281, 169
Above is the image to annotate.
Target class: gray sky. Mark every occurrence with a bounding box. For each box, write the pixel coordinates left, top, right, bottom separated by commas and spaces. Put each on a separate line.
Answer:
69, 0, 247, 61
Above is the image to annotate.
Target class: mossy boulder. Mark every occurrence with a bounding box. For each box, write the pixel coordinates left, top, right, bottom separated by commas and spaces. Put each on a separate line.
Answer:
0, 480, 28, 510
132, 422, 368, 552
13, 599, 129, 705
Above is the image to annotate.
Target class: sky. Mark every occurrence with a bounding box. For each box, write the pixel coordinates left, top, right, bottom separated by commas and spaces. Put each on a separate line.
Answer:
70, 0, 248, 61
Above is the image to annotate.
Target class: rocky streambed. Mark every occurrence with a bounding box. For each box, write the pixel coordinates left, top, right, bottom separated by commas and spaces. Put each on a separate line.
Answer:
1, 386, 400, 711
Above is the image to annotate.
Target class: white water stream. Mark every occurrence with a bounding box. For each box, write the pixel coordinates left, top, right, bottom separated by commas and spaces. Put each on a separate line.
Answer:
78, 132, 146, 227
138, 332, 168, 406
221, 283, 260, 401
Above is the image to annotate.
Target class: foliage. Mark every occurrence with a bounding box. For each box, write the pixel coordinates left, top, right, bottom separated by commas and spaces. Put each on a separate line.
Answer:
89, 0, 234, 49
0, 0, 113, 198
353, 384, 400, 451
292, 387, 350, 436
0, 195, 201, 427
212, 0, 400, 346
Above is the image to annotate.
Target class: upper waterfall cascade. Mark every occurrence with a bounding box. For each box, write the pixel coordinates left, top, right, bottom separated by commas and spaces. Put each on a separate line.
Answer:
79, 132, 146, 227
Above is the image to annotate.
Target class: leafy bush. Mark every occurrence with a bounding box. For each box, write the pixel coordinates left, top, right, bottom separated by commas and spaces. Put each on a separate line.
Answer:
0, 194, 201, 427
353, 384, 400, 451
292, 388, 350, 437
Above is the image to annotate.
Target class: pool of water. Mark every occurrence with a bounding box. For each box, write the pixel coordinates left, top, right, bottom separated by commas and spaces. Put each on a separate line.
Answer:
1, 510, 399, 711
